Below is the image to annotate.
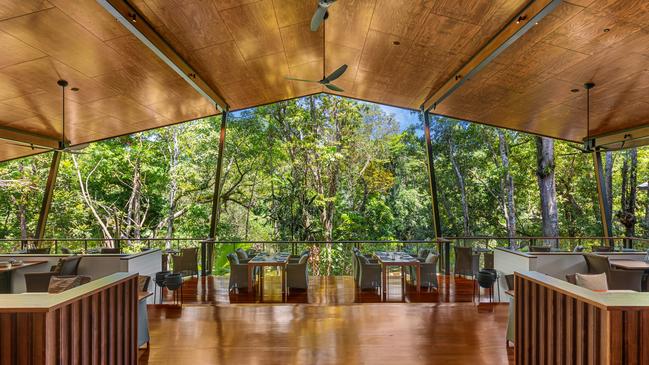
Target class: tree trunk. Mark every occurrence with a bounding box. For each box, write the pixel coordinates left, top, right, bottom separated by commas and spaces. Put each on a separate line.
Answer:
448, 139, 471, 236
535, 137, 559, 245
126, 157, 142, 239
166, 128, 180, 249
605, 151, 614, 215
618, 148, 637, 238
497, 130, 516, 238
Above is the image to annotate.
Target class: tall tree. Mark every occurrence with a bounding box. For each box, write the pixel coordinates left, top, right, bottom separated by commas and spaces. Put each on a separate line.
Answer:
536, 137, 559, 242
497, 130, 516, 238
618, 148, 638, 237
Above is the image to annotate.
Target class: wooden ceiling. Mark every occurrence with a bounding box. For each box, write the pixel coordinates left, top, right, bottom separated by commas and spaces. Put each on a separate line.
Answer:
0, 0, 647, 161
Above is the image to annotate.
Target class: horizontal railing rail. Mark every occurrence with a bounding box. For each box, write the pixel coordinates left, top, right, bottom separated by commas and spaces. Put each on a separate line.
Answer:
1, 236, 647, 276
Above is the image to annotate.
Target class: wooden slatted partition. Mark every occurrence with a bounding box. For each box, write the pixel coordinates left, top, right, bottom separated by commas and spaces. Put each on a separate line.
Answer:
515, 271, 649, 365
0, 273, 138, 365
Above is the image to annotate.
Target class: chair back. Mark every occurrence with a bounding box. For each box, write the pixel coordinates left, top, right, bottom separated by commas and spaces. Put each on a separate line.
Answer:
483, 252, 494, 269
235, 248, 248, 260
181, 247, 198, 259
61, 247, 73, 254
529, 246, 551, 252
100, 248, 120, 254
418, 248, 430, 259
573, 245, 584, 252
593, 245, 613, 252
454, 246, 472, 268
227, 253, 239, 265
26, 247, 50, 254
59, 256, 82, 275
583, 254, 612, 276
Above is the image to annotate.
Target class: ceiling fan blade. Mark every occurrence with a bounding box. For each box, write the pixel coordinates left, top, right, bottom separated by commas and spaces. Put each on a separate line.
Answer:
285, 76, 321, 83
323, 64, 348, 83
310, 6, 328, 32
324, 83, 344, 92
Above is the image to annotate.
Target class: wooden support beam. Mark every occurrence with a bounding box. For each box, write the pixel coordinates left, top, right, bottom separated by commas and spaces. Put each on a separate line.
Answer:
593, 149, 612, 241
0, 125, 60, 150
97, 0, 229, 112
35, 151, 62, 240
421, 0, 561, 112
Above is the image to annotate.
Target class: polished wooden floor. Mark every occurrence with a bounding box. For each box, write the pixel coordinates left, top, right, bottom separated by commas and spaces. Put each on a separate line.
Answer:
140, 302, 512, 364
143, 274, 513, 364
157, 273, 489, 304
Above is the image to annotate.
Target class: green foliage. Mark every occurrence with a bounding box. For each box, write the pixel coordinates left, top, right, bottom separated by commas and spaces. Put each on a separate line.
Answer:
1, 94, 648, 272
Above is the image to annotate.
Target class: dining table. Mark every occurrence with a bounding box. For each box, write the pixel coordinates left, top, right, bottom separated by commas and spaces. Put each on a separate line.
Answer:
0, 260, 48, 293
375, 252, 420, 300
247, 253, 290, 299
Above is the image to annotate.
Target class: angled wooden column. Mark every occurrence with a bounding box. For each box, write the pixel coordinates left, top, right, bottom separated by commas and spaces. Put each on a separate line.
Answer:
593, 149, 613, 242
35, 151, 62, 240
422, 111, 448, 273
204, 112, 228, 275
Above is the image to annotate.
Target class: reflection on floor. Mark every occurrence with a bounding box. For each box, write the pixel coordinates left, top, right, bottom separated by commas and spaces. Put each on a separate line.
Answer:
139, 303, 513, 365
157, 274, 489, 305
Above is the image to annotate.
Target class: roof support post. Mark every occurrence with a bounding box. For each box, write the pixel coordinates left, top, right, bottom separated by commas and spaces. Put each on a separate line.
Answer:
423, 111, 448, 273
204, 111, 228, 275
593, 149, 613, 244
35, 151, 62, 240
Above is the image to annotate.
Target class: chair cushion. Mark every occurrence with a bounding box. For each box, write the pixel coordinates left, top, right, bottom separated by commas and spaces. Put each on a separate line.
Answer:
298, 254, 309, 264
575, 273, 608, 291
48, 276, 87, 293
425, 253, 436, 263
235, 248, 248, 260
358, 255, 369, 264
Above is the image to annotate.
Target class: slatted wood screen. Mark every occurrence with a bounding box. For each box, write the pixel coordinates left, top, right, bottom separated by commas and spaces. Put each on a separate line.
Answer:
515, 272, 649, 365
0, 274, 138, 365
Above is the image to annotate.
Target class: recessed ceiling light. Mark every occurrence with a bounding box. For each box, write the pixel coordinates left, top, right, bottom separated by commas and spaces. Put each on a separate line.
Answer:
71, 87, 79, 92
571, 89, 579, 93
393, 41, 400, 46
603, 28, 610, 32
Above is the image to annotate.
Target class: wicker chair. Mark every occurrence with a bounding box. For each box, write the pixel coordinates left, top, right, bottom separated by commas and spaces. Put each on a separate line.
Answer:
356, 252, 381, 290
411, 253, 439, 291
453, 246, 479, 278
25, 256, 83, 292
583, 253, 644, 291
287, 253, 309, 289
172, 248, 198, 277
227, 253, 250, 292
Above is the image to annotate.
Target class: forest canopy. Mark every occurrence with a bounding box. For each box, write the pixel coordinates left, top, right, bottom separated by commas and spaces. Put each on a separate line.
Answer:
1, 94, 647, 244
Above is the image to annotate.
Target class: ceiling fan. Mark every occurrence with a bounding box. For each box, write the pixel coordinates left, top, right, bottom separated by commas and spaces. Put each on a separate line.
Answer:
285, 64, 348, 92
311, 0, 336, 32
6, 79, 88, 154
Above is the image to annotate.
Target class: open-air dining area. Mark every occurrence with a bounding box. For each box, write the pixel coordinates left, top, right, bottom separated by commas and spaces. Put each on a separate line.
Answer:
1, 0, 649, 364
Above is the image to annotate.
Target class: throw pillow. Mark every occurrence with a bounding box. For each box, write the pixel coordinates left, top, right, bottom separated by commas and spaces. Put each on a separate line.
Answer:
425, 253, 437, 263
358, 255, 370, 264
575, 273, 608, 291
48, 276, 83, 294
